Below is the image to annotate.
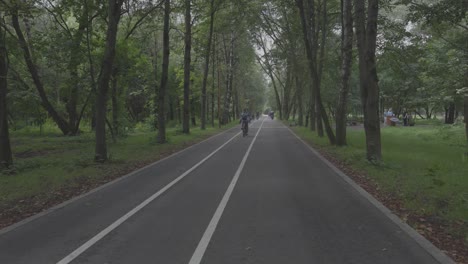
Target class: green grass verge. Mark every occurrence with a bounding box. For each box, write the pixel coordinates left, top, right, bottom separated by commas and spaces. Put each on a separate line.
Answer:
0, 121, 237, 208
291, 124, 468, 236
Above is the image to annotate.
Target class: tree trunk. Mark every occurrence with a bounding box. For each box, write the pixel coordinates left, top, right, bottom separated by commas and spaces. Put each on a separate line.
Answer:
269, 70, 283, 120
169, 96, 175, 121
315, 94, 324, 137
336, 0, 353, 146
191, 88, 197, 126
66, 13, 88, 135
211, 39, 216, 127
283, 62, 292, 120
313, 0, 325, 138
295, 76, 304, 126
94, 0, 123, 162
182, 0, 191, 134
316, 0, 335, 143
319, 99, 336, 144
301, 0, 316, 133
111, 66, 119, 136
200, 0, 215, 130
464, 62, 468, 143
222, 33, 234, 125
424, 105, 432, 119
355, 0, 382, 162
67, 63, 79, 133
310, 90, 316, 131
217, 45, 221, 127
445, 102, 455, 124
464, 95, 468, 143
291, 95, 297, 121
157, 0, 170, 143
234, 86, 239, 120
177, 96, 182, 124
0, 17, 12, 168
11, 10, 70, 135
256, 38, 282, 119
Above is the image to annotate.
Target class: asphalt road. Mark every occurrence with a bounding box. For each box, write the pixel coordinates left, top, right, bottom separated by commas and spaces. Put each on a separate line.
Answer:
0, 117, 454, 264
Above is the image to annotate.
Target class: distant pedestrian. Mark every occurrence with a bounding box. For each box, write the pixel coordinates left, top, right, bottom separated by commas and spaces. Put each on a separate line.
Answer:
403, 111, 409, 126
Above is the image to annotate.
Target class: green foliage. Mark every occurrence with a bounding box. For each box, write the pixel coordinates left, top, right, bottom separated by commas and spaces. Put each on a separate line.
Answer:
0, 121, 236, 207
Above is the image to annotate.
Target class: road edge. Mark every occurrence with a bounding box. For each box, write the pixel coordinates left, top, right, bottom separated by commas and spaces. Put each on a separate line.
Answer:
0, 125, 240, 236
285, 126, 456, 264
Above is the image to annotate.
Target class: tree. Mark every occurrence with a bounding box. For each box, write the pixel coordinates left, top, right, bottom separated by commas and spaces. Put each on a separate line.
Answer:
221, 31, 235, 124
157, 0, 170, 143
94, 0, 124, 162
182, 0, 192, 134
254, 32, 283, 120
336, 0, 353, 146
354, 0, 381, 162
295, 0, 336, 145
35, 0, 96, 135
200, 0, 216, 130
405, 0, 468, 141
11, 4, 71, 135
0, 14, 12, 169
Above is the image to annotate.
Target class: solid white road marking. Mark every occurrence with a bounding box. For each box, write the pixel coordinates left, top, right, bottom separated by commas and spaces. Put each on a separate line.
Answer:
188, 118, 265, 264
284, 125, 455, 264
56, 130, 243, 264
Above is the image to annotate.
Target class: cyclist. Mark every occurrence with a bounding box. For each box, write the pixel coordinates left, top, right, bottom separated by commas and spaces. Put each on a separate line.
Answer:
240, 110, 250, 135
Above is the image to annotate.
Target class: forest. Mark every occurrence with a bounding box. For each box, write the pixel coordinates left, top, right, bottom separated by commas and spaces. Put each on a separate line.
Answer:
0, 0, 467, 261
0, 0, 466, 165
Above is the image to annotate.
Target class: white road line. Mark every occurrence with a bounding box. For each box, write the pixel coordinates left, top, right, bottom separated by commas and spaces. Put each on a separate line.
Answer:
284, 126, 455, 264
0, 123, 244, 237
188, 118, 265, 264
56, 130, 243, 264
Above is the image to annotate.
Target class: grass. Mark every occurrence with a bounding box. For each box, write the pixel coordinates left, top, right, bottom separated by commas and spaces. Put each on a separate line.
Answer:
291, 123, 468, 237
0, 120, 237, 208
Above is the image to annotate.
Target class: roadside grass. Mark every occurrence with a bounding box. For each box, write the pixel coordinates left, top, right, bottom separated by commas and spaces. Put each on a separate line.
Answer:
0, 121, 237, 209
291, 124, 468, 236
413, 117, 445, 126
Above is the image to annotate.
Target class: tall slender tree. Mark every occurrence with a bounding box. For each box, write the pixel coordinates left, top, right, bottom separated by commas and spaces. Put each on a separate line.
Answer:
11, 5, 71, 135
463, 57, 468, 144
295, 0, 336, 144
211, 36, 216, 127
200, 0, 216, 130
0, 14, 12, 169
182, 0, 192, 134
94, 0, 124, 162
221, 32, 235, 124
354, 0, 381, 161
463, 66, 468, 144
255, 33, 282, 119
336, 0, 353, 146
66, 7, 89, 135
157, 0, 171, 143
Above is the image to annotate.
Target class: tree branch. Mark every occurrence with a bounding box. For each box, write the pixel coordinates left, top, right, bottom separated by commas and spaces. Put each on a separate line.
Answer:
125, 0, 164, 40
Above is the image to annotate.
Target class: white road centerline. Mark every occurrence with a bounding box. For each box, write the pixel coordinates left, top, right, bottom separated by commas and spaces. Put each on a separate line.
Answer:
188, 118, 265, 264
56, 129, 244, 264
